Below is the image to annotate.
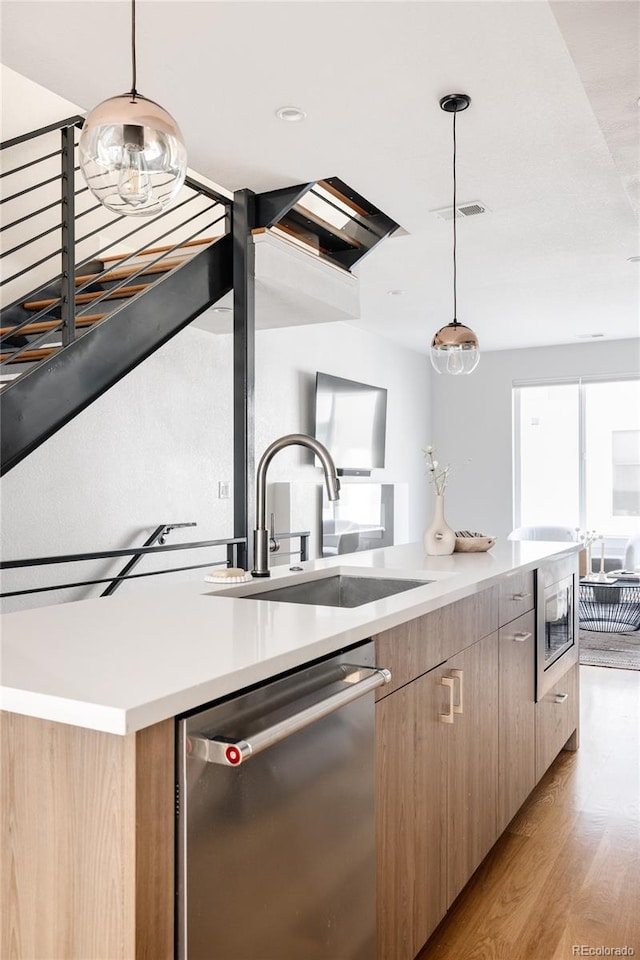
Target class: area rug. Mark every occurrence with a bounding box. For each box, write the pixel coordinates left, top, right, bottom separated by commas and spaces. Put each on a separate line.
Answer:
579, 628, 640, 671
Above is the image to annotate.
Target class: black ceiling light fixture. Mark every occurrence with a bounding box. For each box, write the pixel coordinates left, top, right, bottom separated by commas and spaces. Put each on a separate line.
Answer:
78, 0, 187, 216
430, 93, 480, 376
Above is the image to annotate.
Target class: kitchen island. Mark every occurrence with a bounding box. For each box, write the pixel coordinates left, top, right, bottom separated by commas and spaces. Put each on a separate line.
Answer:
1, 540, 580, 959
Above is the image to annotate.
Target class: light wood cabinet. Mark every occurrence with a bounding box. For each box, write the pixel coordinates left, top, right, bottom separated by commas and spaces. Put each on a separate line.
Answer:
498, 610, 536, 833
498, 569, 535, 625
375, 585, 498, 700
376, 628, 499, 960
376, 665, 448, 960
375, 563, 582, 960
446, 632, 499, 904
535, 659, 580, 780
1, 712, 175, 960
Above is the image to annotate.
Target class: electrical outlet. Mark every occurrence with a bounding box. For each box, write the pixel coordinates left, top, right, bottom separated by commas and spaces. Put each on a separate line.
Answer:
218, 481, 231, 499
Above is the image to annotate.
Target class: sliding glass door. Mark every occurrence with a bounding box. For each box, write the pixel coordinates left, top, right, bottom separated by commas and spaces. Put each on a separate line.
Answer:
514, 377, 640, 550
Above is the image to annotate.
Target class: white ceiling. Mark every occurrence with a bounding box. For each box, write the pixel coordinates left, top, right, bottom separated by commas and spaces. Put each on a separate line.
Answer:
1, 0, 639, 354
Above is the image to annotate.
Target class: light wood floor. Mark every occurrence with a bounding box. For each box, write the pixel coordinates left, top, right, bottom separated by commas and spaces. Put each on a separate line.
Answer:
417, 666, 640, 960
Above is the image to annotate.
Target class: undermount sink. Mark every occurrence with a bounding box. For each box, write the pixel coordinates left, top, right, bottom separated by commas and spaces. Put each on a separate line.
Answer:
226, 574, 432, 608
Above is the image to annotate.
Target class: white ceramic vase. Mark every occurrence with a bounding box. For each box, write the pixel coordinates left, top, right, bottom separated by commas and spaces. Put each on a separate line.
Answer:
423, 494, 456, 556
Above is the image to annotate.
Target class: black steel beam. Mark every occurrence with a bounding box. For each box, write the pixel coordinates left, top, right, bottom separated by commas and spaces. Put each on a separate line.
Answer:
60, 126, 76, 345
254, 176, 401, 272
322, 176, 400, 237
254, 182, 311, 229
232, 189, 256, 571
184, 174, 230, 207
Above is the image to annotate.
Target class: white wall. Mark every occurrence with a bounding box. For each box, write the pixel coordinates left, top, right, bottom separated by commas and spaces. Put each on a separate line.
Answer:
255, 323, 429, 503
0, 65, 83, 142
431, 338, 640, 540
0, 319, 430, 611
255, 322, 431, 555
1, 67, 85, 305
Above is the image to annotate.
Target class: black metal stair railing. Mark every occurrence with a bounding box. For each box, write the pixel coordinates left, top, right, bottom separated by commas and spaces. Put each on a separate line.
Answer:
0, 528, 311, 601
1, 116, 230, 368
0, 530, 246, 600
100, 521, 197, 596
0, 115, 233, 475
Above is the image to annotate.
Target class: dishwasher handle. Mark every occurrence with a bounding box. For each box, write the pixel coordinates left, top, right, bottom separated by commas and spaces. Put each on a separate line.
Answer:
188, 664, 391, 767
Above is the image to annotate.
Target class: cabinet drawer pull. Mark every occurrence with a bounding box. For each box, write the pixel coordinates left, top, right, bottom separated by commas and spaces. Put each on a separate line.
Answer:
510, 631, 532, 643
511, 592, 532, 601
452, 669, 464, 714
439, 676, 455, 724
554, 693, 569, 704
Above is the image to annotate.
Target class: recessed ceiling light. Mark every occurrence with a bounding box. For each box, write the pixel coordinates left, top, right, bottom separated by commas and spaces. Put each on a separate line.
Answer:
627, 256, 640, 262
276, 106, 306, 122
387, 289, 404, 296
212, 306, 232, 314
576, 333, 604, 339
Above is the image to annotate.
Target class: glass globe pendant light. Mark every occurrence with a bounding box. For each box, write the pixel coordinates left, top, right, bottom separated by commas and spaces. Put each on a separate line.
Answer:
430, 94, 480, 376
79, 0, 187, 217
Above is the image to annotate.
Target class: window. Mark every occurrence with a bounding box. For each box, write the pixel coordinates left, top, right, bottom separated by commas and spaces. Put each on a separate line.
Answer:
612, 430, 640, 516
514, 378, 640, 547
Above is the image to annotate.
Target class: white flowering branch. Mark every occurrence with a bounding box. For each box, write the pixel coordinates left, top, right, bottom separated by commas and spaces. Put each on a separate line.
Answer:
576, 529, 599, 548
423, 445, 450, 496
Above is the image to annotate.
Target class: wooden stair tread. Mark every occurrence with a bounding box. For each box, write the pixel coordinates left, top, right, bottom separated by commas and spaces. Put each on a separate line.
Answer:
24, 284, 150, 310
75, 258, 184, 286
259, 222, 321, 253
100, 235, 216, 263
1, 346, 59, 363
290, 203, 362, 248
317, 179, 369, 218
1, 314, 106, 337
3, 234, 225, 377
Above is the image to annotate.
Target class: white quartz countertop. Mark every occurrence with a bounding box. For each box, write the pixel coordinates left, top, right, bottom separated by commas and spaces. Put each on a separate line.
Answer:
0, 540, 578, 735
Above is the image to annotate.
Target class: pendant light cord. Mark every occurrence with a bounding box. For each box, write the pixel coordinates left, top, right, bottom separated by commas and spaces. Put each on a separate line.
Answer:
452, 107, 458, 324
130, 0, 138, 99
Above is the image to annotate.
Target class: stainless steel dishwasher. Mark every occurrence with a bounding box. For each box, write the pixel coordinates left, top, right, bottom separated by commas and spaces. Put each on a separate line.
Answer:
177, 640, 390, 960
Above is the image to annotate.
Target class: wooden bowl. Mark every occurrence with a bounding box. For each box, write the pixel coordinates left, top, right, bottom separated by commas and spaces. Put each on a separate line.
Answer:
454, 534, 497, 553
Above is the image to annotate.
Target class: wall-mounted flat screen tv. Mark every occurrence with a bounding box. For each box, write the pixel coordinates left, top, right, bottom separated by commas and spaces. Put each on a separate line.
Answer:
314, 372, 387, 475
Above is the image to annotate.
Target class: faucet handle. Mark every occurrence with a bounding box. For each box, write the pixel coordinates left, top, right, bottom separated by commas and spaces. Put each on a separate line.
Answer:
269, 513, 280, 553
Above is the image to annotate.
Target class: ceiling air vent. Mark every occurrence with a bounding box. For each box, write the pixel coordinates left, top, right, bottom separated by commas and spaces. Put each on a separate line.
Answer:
432, 201, 488, 221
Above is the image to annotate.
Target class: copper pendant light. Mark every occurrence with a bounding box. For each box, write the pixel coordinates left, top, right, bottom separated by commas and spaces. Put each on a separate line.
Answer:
79, 0, 187, 217
430, 93, 480, 376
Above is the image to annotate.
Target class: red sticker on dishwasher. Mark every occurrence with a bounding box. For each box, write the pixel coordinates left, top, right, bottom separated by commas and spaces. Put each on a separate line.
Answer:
225, 745, 241, 765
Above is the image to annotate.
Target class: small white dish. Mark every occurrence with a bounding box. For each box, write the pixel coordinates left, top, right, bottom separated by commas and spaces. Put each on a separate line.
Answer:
204, 572, 254, 584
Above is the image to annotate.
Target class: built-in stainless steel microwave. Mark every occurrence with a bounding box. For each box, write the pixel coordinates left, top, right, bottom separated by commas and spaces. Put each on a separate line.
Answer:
536, 555, 579, 700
